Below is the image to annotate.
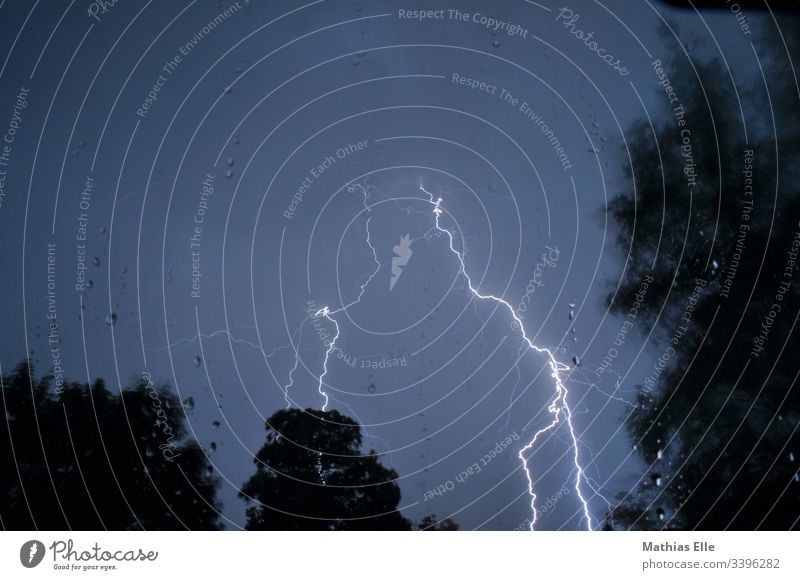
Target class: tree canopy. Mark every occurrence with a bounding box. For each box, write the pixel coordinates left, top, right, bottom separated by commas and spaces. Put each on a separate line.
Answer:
0, 360, 221, 530
603, 23, 800, 530
241, 408, 413, 530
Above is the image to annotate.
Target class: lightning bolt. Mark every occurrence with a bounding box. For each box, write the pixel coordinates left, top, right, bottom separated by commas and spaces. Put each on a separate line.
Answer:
282, 318, 307, 408
304, 184, 383, 489
419, 185, 593, 531
311, 184, 381, 411
306, 182, 594, 529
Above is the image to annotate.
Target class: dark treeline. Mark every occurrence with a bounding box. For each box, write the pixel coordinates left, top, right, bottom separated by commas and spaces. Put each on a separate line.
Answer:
0, 360, 456, 531
602, 20, 800, 530
0, 360, 220, 530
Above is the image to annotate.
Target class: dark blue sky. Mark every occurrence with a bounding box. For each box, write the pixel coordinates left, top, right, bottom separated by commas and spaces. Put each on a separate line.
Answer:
0, 0, 787, 529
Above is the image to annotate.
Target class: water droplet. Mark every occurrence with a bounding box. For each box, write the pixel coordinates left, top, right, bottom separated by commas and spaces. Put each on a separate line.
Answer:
789, 452, 795, 462
105, 312, 117, 326
656, 508, 665, 521
225, 169, 233, 179
192, 355, 202, 368
657, 449, 663, 460
183, 396, 195, 411
210, 441, 217, 451
651, 473, 663, 487
226, 157, 234, 166
92, 256, 101, 267
212, 420, 220, 429
569, 310, 574, 320
572, 355, 581, 366
492, 39, 500, 48
712, 259, 719, 270
367, 383, 376, 393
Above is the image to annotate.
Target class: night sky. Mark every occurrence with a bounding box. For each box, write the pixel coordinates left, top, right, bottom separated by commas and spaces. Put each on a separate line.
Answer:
1, 0, 797, 531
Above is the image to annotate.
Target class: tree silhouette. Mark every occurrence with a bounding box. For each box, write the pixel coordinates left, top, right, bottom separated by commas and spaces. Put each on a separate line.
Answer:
417, 514, 460, 530
0, 360, 221, 530
241, 408, 412, 530
603, 22, 800, 530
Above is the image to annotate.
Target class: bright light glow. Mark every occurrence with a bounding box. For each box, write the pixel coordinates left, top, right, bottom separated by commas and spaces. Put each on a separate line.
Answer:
307, 184, 594, 529
419, 186, 592, 531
